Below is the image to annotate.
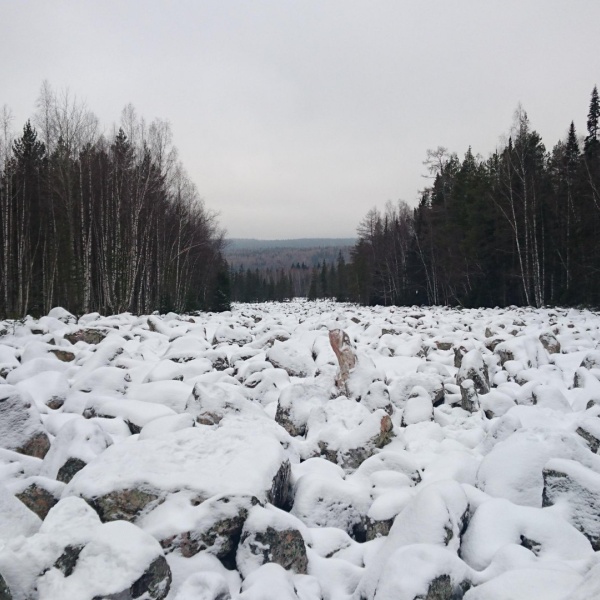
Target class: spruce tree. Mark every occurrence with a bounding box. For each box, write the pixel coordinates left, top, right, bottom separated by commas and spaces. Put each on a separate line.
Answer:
584, 85, 600, 157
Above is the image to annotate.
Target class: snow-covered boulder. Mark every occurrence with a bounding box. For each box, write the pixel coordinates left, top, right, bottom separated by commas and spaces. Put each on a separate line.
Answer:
64, 424, 292, 522
457, 349, 490, 394
460, 497, 593, 571
476, 428, 596, 507
542, 458, 600, 550
0, 481, 41, 541
275, 383, 328, 437
236, 505, 309, 578
41, 418, 112, 483
355, 544, 472, 600
13, 476, 64, 519
0, 386, 50, 459
267, 340, 316, 378
402, 387, 434, 425
142, 493, 261, 567
291, 473, 370, 539
0, 497, 171, 600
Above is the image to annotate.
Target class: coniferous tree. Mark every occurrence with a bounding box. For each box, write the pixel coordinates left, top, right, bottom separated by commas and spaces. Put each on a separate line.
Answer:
585, 85, 600, 157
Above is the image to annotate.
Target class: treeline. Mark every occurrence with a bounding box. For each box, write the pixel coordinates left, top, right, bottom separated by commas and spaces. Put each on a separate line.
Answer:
349, 86, 600, 308
230, 253, 351, 302
0, 84, 229, 318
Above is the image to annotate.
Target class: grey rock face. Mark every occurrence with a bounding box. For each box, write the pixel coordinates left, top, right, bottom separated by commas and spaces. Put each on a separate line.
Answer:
57, 457, 88, 484
539, 332, 561, 354
329, 329, 357, 394
268, 460, 292, 511
0, 572, 12, 600
460, 380, 480, 413
417, 574, 470, 600
88, 488, 161, 523
0, 387, 50, 459
456, 350, 490, 395
542, 459, 600, 550
160, 495, 261, 569
16, 482, 60, 519
239, 526, 308, 575
90, 555, 171, 600
64, 328, 108, 345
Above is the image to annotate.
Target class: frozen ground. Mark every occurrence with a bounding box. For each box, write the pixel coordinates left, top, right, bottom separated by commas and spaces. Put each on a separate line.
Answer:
1, 300, 600, 599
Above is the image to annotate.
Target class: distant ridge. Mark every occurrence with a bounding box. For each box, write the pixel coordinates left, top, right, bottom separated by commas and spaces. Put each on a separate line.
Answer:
226, 238, 356, 251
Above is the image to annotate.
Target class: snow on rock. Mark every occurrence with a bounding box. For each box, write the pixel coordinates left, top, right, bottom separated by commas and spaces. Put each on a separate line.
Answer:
40, 418, 112, 483
275, 382, 328, 437
0, 497, 171, 600
401, 387, 434, 425
355, 543, 473, 600
64, 423, 292, 521
266, 339, 316, 378
460, 497, 593, 571
2, 302, 600, 597
0, 481, 41, 541
236, 504, 309, 578
0, 386, 50, 459
542, 457, 600, 550
457, 349, 490, 395
463, 567, 582, 600
476, 428, 596, 507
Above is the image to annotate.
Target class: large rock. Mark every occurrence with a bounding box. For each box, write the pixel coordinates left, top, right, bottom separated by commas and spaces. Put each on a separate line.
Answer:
0, 482, 41, 541
0, 386, 50, 458
41, 418, 112, 483
460, 498, 593, 572
354, 544, 472, 600
0, 572, 12, 600
460, 380, 480, 413
266, 340, 316, 378
41, 501, 171, 599
64, 328, 108, 345
329, 329, 357, 395
456, 349, 490, 395
539, 331, 561, 354
542, 458, 600, 550
236, 505, 308, 578
275, 383, 327, 437
185, 382, 267, 427
153, 495, 261, 568
320, 411, 394, 470
14, 477, 63, 519
291, 472, 370, 539
64, 423, 292, 518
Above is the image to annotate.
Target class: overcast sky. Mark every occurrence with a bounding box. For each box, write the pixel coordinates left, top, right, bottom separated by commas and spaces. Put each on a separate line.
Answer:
2, 1, 599, 239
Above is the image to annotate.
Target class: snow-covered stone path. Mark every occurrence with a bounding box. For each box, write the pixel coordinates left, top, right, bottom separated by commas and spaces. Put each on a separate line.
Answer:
1, 300, 600, 599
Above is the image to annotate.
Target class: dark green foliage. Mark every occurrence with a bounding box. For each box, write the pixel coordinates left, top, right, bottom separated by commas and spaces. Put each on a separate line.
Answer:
0, 100, 229, 318
347, 87, 600, 308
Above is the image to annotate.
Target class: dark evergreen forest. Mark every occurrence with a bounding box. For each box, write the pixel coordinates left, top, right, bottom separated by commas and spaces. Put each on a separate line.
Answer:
348, 86, 600, 308
0, 84, 229, 319
3, 84, 600, 315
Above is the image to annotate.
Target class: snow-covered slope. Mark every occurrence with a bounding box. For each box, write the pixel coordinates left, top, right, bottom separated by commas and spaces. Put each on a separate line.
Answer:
1, 301, 600, 599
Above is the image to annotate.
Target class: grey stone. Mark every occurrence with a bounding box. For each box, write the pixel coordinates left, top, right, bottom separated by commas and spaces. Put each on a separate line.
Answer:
0, 572, 12, 600
0, 388, 50, 459
460, 380, 479, 413
539, 332, 561, 354
542, 460, 600, 550
57, 457, 88, 484
65, 328, 108, 345
92, 556, 171, 600
239, 526, 308, 575
16, 482, 60, 520
88, 488, 161, 523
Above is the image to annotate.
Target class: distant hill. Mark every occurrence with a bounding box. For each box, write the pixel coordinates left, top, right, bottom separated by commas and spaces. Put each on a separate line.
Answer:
225, 238, 355, 271
226, 238, 356, 251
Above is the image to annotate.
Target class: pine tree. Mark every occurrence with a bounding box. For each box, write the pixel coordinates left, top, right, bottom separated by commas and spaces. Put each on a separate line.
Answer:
585, 85, 600, 157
